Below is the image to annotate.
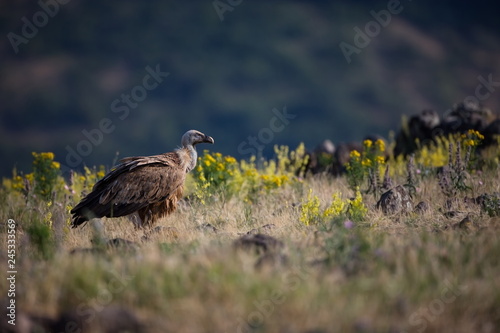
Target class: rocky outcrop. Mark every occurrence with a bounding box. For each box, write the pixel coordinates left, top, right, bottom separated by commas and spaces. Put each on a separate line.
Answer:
377, 185, 413, 215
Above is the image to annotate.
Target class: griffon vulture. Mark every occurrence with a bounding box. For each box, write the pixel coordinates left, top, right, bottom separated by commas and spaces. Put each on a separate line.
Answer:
70, 130, 214, 228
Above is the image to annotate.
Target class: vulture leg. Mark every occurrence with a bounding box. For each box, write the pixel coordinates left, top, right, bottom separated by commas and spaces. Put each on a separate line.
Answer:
127, 212, 143, 229
137, 208, 153, 229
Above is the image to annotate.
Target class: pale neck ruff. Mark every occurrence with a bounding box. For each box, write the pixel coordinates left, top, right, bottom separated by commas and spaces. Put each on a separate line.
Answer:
184, 145, 197, 173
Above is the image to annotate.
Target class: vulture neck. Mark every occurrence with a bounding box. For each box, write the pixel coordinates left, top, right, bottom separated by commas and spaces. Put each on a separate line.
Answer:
181, 144, 197, 173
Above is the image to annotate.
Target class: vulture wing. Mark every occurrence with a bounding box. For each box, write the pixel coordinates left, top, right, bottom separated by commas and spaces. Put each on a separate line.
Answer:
70, 152, 185, 227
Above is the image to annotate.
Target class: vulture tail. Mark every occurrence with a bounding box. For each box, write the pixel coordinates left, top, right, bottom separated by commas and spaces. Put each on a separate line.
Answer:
70, 190, 108, 228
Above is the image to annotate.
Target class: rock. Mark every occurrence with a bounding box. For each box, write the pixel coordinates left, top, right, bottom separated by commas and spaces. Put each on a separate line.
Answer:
440, 101, 492, 135
233, 233, 284, 255
483, 119, 500, 146
414, 201, 430, 214
394, 109, 440, 156
393, 103, 494, 157
377, 185, 413, 215
197, 223, 218, 233
315, 139, 335, 155
306, 140, 336, 174
255, 252, 288, 269
0, 304, 145, 333
332, 142, 363, 175
52, 306, 145, 333
452, 215, 474, 231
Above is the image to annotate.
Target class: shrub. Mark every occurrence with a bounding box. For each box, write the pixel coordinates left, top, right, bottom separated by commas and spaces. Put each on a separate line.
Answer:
300, 189, 368, 226
479, 193, 500, 217
30, 152, 63, 200
192, 144, 308, 203
323, 192, 346, 220
345, 139, 386, 195
438, 142, 471, 197
346, 190, 368, 222
299, 189, 322, 226
69, 165, 106, 198
27, 219, 55, 259
320, 216, 378, 274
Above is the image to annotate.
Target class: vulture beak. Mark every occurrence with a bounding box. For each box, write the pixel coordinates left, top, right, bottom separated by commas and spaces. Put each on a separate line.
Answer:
203, 135, 214, 144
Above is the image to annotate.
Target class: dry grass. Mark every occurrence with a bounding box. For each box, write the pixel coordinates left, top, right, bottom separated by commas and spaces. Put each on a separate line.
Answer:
1, 167, 500, 333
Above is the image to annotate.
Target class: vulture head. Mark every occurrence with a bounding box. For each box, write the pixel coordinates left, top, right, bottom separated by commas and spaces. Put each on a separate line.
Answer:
181, 130, 214, 172
181, 130, 214, 147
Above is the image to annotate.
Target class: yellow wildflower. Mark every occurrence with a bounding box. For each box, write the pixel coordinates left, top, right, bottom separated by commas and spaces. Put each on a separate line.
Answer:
376, 156, 385, 165
347, 190, 368, 221
300, 189, 321, 226
244, 169, 258, 177
350, 150, 361, 159
363, 139, 373, 149
224, 156, 237, 164
323, 192, 345, 219
206, 154, 216, 164
44, 211, 53, 227
467, 129, 484, 140
361, 158, 372, 167
51, 161, 60, 169
464, 139, 476, 147
375, 139, 385, 152
41, 152, 55, 160
11, 175, 24, 190
198, 173, 207, 182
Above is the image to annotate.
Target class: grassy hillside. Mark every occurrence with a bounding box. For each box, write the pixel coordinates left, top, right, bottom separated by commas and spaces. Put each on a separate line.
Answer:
1, 135, 499, 332
1, 0, 500, 178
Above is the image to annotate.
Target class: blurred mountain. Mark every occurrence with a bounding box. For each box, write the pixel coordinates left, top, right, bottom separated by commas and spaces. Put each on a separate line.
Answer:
1, 0, 499, 177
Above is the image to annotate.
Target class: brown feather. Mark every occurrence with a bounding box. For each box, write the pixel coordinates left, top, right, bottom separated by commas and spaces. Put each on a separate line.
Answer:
70, 130, 214, 228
